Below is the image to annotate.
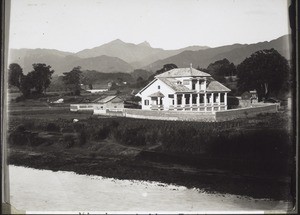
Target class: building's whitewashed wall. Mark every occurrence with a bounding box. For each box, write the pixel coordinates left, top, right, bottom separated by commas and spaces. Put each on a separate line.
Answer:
140, 79, 175, 110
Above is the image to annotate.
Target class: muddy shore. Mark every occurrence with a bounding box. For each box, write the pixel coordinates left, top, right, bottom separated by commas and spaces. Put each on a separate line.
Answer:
8, 145, 292, 201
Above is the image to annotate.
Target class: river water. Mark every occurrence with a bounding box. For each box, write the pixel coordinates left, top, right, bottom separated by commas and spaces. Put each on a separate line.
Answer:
9, 165, 291, 213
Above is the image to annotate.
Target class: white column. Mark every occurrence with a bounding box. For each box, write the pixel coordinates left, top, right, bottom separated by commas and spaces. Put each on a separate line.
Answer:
204, 93, 207, 111
225, 92, 227, 110
218, 92, 221, 111
174, 94, 177, 109
182, 94, 186, 110
196, 94, 200, 106
190, 94, 193, 106
211, 93, 214, 112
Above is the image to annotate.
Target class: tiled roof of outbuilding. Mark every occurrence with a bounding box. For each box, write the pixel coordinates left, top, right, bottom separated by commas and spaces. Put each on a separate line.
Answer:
93, 95, 120, 103
156, 67, 211, 78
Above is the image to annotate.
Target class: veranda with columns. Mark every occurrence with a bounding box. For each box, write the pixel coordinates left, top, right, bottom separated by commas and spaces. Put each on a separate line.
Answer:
169, 92, 228, 112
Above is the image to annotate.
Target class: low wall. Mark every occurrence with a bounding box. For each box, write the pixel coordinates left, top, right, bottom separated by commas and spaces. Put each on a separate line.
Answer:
92, 104, 278, 122
70, 104, 96, 112
124, 109, 215, 122
215, 104, 278, 121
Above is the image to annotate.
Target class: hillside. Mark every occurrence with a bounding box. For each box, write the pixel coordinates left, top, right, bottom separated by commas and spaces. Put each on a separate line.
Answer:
82, 70, 134, 84
144, 35, 291, 72
9, 49, 134, 75
76, 39, 209, 68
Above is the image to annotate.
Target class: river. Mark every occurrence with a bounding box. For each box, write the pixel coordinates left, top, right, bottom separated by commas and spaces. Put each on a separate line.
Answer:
9, 165, 291, 213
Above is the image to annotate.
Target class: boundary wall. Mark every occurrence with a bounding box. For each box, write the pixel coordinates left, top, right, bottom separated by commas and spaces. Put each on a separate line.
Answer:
214, 104, 278, 121
93, 104, 278, 122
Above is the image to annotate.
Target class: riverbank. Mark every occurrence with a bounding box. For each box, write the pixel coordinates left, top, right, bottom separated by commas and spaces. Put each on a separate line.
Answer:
9, 165, 292, 212
8, 142, 292, 202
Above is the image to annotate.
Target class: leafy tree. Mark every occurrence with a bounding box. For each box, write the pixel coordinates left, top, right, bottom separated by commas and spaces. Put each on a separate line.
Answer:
237, 49, 290, 100
206, 58, 236, 83
156, 63, 178, 75
63, 66, 82, 95
109, 81, 118, 90
136, 76, 147, 88
19, 75, 34, 97
27, 63, 54, 94
8, 63, 23, 89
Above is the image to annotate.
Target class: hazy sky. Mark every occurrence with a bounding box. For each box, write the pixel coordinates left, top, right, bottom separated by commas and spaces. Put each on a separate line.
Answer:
8, 0, 290, 53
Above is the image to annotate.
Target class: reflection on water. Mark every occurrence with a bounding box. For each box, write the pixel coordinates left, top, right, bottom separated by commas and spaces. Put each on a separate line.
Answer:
9, 165, 291, 213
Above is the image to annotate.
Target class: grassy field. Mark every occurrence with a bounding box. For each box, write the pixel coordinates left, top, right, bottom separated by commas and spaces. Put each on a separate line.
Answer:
6, 95, 296, 201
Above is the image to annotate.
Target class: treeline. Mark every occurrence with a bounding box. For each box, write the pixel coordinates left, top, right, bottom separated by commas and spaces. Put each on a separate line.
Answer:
8, 63, 54, 98
9, 63, 87, 98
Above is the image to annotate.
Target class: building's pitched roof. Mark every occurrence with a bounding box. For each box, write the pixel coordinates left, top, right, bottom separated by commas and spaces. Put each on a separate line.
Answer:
206, 79, 231, 92
92, 95, 123, 104
156, 67, 211, 78
158, 77, 193, 93
135, 79, 157, 96
148, 91, 165, 97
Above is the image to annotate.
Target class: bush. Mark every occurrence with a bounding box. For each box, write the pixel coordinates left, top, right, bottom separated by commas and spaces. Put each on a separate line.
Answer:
73, 123, 85, 132
46, 123, 60, 132
8, 131, 28, 145
62, 133, 76, 148
79, 130, 87, 146
15, 96, 26, 102
95, 126, 110, 140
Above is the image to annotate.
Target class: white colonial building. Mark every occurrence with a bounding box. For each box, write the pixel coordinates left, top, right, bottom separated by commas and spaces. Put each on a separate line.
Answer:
136, 65, 230, 112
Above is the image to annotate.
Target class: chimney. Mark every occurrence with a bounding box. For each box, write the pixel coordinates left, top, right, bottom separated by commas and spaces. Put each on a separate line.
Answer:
190, 63, 192, 69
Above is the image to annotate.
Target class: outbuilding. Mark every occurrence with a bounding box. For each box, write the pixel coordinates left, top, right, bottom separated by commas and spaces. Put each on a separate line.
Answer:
93, 95, 124, 114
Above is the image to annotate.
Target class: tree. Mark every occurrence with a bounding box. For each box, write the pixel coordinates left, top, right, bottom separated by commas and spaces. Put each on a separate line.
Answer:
19, 75, 34, 97
206, 58, 236, 83
63, 66, 82, 95
155, 63, 178, 75
136, 76, 146, 88
237, 49, 290, 100
8, 63, 23, 89
27, 63, 54, 94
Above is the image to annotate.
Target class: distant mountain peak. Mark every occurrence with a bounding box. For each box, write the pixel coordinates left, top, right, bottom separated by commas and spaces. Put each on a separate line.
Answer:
110, 39, 125, 44
138, 41, 151, 47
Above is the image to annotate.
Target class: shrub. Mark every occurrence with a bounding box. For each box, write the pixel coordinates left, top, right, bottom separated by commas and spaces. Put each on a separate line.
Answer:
46, 123, 60, 132
95, 126, 110, 140
15, 95, 26, 102
8, 131, 28, 145
79, 130, 87, 146
62, 133, 76, 148
73, 123, 85, 132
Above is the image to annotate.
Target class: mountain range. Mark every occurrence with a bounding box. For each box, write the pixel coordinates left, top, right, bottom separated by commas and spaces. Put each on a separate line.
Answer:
144, 35, 291, 72
9, 35, 291, 76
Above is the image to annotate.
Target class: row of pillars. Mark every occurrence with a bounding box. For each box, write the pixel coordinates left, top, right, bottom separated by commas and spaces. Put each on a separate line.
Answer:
174, 93, 227, 107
